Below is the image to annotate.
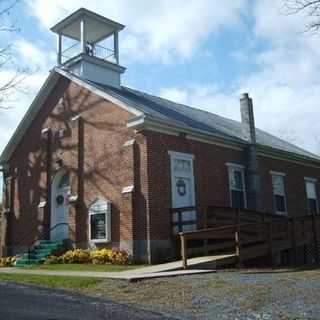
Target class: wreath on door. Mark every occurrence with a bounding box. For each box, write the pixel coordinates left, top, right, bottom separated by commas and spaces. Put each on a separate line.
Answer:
56, 195, 64, 205
176, 179, 187, 196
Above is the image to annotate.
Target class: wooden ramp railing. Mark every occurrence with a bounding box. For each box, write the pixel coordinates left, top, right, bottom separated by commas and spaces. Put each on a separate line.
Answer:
170, 206, 320, 269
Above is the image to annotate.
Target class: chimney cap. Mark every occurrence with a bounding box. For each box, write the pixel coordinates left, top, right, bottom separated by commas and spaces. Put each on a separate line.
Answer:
240, 92, 250, 99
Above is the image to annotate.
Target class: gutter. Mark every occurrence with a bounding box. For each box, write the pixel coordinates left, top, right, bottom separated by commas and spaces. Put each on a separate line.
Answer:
257, 144, 320, 168
128, 115, 320, 168
127, 114, 245, 150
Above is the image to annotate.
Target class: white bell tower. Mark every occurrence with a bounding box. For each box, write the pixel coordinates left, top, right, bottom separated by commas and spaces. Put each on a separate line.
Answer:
51, 8, 126, 88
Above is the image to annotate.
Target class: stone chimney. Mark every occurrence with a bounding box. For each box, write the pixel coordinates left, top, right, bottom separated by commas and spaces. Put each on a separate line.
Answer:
240, 93, 262, 211
240, 93, 256, 143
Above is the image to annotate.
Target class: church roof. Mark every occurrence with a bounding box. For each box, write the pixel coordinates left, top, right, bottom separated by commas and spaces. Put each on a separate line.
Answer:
87, 79, 320, 162
1, 68, 319, 166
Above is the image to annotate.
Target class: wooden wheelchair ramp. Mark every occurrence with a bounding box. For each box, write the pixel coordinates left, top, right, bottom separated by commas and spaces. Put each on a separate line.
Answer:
171, 206, 320, 270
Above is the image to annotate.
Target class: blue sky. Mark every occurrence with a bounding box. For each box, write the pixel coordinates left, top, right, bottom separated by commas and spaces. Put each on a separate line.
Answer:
1, 0, 320, 198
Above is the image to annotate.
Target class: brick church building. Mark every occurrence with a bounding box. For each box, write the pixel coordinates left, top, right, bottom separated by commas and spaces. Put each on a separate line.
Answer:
1, 8, 320, 263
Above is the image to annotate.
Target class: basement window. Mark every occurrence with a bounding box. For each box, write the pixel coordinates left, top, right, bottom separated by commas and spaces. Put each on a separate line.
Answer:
271, 172, 287, 215
227, 163, 247, 209
305, 178, 319, 215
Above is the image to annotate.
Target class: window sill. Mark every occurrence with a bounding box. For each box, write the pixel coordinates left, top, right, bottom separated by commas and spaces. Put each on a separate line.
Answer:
90, 239, 109, 244
275, 211, 287, 215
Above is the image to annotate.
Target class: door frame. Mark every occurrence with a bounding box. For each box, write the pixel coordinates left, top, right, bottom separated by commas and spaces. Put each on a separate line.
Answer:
168, 151, 196, 209
50, 168, 70, 240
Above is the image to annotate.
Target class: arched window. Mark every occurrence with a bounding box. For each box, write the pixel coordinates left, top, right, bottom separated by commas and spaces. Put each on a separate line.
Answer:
89, 198, 111, 243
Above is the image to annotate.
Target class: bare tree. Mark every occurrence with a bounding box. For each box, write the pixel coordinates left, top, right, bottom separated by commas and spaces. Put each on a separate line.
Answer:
284, 0, 320, 33
0, 0, 28, 109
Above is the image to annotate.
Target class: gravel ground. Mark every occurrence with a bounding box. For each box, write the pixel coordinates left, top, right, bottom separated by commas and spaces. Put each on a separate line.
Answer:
86, 268, 320, 320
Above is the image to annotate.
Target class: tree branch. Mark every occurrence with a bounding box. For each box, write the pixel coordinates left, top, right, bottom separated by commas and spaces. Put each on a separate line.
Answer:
283, 0, 320, 33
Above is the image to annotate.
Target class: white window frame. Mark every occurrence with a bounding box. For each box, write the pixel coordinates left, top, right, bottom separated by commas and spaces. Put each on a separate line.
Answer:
226, 163, 247, 209
88, 198, 111, 244
304, 177, 319, 215
270, 171, 287, 215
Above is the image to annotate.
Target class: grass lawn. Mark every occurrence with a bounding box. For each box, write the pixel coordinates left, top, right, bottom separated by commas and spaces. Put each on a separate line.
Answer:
0, 273, 99, 290
24, 263, 145, 272
1, 267, 320, 319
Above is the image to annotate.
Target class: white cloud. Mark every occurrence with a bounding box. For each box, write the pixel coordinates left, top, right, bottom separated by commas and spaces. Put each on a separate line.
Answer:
26, 0, 248, 63
160, 0, 320, 155
15, 39, 55, 69
4, 0, 320, 158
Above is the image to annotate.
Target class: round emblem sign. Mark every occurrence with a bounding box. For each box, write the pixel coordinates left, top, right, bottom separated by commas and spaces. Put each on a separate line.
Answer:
176, 179, 186, 196
56, 195, 64, 205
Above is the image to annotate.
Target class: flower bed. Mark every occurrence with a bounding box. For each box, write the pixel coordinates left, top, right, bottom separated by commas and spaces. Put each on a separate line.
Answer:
44, 248, 129, 265
0, 256, 16, 267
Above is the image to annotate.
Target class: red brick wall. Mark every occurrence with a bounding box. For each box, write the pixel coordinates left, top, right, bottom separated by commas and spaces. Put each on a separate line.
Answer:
143, 130, 320, 260
2, 75, 320, 263
144, 131, 245, 240
3, 77, 145, 256
259, 156, 320, 217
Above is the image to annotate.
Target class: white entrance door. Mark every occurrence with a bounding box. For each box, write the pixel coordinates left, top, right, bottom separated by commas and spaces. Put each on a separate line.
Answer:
169, 151, 196, 234
51, 170, 70, 241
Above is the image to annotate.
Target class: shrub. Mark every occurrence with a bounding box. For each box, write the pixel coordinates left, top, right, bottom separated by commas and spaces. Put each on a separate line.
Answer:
0, 256, 16, 267
62, 249, 91, 264
90, 248, 110, 264
44, 255, 62, 265
109, 249, 129, 265
43, 248, 129, 265
90, 248, 129, 265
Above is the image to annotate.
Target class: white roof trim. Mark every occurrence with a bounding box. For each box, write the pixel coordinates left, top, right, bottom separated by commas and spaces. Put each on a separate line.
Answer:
128, 115, 245, 152
56, 68, 142, 117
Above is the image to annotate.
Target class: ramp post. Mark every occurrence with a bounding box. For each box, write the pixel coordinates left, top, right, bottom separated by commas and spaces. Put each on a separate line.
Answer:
267, 221, 273, 266
312, 213, 319, 264
291, 217, 297, 265
203, 207, 208, 255
235, 226, 240, 267
235, 209, 241, 267
180, 234, 188, 270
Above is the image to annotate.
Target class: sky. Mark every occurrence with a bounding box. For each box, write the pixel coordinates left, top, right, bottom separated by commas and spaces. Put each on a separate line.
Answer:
1, 0, 320, 198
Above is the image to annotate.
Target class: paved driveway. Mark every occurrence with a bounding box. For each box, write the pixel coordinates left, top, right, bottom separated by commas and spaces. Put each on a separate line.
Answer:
0, 281, 176, 320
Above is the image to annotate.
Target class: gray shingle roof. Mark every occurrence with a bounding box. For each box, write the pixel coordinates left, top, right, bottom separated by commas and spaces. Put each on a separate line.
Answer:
86, 80, 320, 161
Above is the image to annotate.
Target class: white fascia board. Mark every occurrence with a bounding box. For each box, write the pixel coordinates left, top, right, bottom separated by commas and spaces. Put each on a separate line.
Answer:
56, 68, 142, 117
127, 115, 245, 152
257, 144, 320, 168
0, 70, 61, 164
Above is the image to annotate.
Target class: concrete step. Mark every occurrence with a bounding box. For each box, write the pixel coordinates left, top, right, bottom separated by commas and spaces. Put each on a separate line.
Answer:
16, 240, 64, 267
39, 240, 63, 246
34, 244, 61, 251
